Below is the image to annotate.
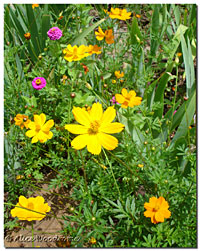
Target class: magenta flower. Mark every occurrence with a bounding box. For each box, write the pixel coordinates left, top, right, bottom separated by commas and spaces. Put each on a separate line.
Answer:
47, 27, 62, 40
32, 77, 46, 90
173, 110, 177, 116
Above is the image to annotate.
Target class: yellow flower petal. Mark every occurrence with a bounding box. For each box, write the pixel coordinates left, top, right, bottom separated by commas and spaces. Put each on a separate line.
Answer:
100, 122, 124, 134
97, 133, 118, 150
72, 107, 91, 127
43, 119, 54, 131
115, 94, 125, 103
101, 106, 116, 124
65, 124, 88, 134
34, 115, 41, 125
86, 135, 101, 155
40, 113, 46, 126
121, 88, 128, 97
71, 134, 88, 150
90, 102, 103, 121
26, 130, 36, 138
31, 135, 39, 143
19, 196, 28, 207
155, 211, 165, 222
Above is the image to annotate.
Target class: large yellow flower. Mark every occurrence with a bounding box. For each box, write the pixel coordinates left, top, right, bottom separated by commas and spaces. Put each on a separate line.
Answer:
63, 44, 88, 62
65, 102, 124, 155
11, 196, 51, 221
25, 113, 54, 143
115, 88, 142, 108
108, 8, 132, 20
144, 196, 171, 224
14, 114, 31, 129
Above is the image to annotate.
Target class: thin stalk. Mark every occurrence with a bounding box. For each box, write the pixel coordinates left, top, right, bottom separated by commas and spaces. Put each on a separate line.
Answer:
102, 148, 122, 200
79, 150, 88, 193
31, 222, 34, 247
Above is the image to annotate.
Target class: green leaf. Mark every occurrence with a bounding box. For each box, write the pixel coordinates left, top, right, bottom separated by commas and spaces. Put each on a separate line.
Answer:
129, 16, 142, 45
72, 18, 105, 45
170, 90, 196, 146
41, 14, 50, 49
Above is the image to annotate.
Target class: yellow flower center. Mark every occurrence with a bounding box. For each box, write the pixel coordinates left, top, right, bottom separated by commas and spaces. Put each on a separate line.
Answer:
35, 79, 41, 85
52, 28, 55, 31
27, 202, 34, 210
153, 205, 160, 212
35, 124, 41, 132
88, 120, 100, 135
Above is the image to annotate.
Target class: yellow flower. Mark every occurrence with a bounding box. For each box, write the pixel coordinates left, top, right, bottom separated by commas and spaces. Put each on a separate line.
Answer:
112, 79, 116, 84
63, 44, 88, 62
115, 71, 124, 79
16, 175, 24, 180
95, 27, 114, 44
65, 102, 124, 155
86, 45, 101, 55
25, 113, 54, 143
115, 88, 142, 108
32, 4, 39, 9
138, 164, 144, 168
11, 196, 51, 221
90, 237, 97, 245
14, 114, 31, 129
144, 196, 171, 224
109, 8, 131, 21
95, 27, 106, 41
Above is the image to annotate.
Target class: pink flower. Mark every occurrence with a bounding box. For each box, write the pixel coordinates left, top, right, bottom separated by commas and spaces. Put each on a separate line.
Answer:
110, 96, 119, 105
173, 110, 177, 116
47, 27, 62, 40
32, 77, 46, 90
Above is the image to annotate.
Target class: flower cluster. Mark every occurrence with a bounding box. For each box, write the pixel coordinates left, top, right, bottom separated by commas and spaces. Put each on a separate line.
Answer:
95, 27, 114, 44
63, 44, 101, 62
65, 102, 124, 155
115, 88, 142, 108
106, 8, 132, 21
11, 196, 51, 221
47, 27, 62, 40
14, 114, 31, 129
25, 113, 54, 143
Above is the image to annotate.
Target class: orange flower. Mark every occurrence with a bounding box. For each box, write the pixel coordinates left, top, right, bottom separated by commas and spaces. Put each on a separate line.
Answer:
144, 196, 171, 224
14, 114, 31, 129
95, 27, 114, 44
24, 32, 31, 40
80, 63, 89, 74
105, 29, 114, 44
32, 4, 39, 9
115, 88, 142, 108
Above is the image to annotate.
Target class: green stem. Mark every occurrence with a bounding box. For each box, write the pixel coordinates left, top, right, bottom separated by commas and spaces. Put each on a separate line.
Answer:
102, 148, 121, 200
79, 150, 88, 193
31, 222, 34, 247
